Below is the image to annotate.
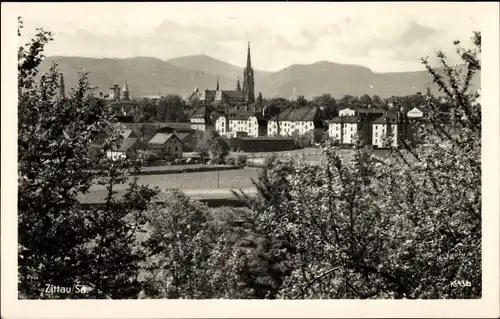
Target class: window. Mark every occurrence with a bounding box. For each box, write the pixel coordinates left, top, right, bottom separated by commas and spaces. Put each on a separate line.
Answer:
167, 146, 171, 152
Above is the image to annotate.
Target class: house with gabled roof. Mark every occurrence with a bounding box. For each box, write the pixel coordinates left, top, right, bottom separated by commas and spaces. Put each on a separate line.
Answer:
226, 104, 255, 134
120, 129, 137, 139
147, 133, 183, 159
106, 137, 145, 160
267, 106, 324, 137
246, 107, 269, 137
189, 104, 215, 132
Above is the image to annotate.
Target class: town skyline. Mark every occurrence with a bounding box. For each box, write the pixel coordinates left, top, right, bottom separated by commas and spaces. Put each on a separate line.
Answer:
14, 2, 481, 73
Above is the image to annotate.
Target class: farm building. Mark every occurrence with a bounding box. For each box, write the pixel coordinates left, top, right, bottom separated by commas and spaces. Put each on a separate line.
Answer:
147, 133, 183, 159
106, 137, 145, 160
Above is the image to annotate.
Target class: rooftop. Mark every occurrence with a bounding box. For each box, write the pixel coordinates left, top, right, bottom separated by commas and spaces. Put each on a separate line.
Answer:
148, 133, 178, 145
118, 138, 138, 152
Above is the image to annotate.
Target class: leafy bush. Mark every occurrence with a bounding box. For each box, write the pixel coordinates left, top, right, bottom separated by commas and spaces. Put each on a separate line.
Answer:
235, 154, 248, 167
225, 155, 236, 166
196, 129, 230, 164
17, 22, 159, 299
291, 129, 314, 148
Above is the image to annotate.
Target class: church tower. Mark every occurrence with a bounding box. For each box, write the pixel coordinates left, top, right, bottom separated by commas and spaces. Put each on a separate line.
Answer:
242, 42, 255, 104
216, 77, 220, 91
236, 77, 241, 91
122, 81, 130, 101
59, 74, 65, 98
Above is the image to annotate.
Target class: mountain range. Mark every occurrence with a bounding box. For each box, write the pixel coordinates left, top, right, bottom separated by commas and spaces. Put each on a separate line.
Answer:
38, 55, 480, 99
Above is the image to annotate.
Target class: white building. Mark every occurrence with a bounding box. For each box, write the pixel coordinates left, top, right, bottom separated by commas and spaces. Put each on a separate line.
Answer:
338, 107, 356, 116
407, 107, 425, 119
372, 113, 412, 148
106, 137, 143, 160
247, 115, 267, 137
268, 107, 321, 137
328, 116, 362, 144
215, 113, 229, 136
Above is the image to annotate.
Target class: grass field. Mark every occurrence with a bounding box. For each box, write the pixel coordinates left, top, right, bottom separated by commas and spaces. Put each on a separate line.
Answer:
89, 168, 260, 192
230, 147, 323, 159
82, 148, 402, 204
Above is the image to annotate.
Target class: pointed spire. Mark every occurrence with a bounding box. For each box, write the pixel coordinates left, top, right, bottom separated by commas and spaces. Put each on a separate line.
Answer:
236, 77, 241, 91
246, 42, 252, 69
216, 77, 220, 91
122, 80, 130, 100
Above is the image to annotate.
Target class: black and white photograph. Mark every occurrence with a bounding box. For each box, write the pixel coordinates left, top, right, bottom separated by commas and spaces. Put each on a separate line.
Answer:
1, 1, 499, 318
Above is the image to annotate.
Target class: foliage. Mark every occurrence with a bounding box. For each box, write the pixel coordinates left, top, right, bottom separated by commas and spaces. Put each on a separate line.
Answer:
133, 95, 189, 123
140, 191, 242, 298
237, 32, 481, 299
195, 129, 230, 165
291, 129, 314, 148
359, 94, 373, 106
18, 21, 159, 299
235, 154, 248, 167
313, 94, 338, 119
225, 155, 236, 166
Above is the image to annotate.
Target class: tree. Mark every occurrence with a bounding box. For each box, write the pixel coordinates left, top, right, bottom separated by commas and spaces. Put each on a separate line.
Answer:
295, 95, 308, 108
338, 94, 359, 108
156, 94, 188, 122
237, 32, 481, 299
140, 191, 239, 298
359, 94, 373, 107
372, 95, 383, 107
232, 156, 297, 298
195, 129, 230, 164
313, 94, 338, 119
291, 129, 314, 148
17, 20, 159, 299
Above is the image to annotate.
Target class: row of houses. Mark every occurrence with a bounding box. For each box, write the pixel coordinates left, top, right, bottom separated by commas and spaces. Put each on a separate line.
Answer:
329, 108, 413, 148
189, 102, 420, 148
104, 124, 189, 160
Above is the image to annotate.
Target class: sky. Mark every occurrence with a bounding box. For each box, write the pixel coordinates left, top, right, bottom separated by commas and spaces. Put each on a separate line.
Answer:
12, 2, 483, 73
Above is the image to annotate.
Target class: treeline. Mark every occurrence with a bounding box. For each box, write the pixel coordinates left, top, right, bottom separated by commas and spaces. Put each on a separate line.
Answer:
113, 92, 450, 125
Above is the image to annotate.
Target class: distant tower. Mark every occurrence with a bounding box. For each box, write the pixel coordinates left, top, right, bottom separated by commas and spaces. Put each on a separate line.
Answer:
236, 77, 241, 91
242, 42, 255, 104
216, 77, 220, 91
122, 81, 130, 100
109, 83, 120, 101
59, 74, 65, 98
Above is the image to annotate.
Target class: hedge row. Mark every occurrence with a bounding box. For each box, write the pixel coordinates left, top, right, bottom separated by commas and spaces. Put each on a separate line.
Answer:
131, 164, 242, 176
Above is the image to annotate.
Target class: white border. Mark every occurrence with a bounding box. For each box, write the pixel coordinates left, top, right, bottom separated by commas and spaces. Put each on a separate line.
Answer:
2, 2, 499, 318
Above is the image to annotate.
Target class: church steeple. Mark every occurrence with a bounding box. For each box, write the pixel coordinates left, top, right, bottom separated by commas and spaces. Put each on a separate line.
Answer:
236, 77, 241, 91
122, 80, 130, 100
242, 42, 255, 104
216, 77, 220, 91
246, 42, 252, 69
